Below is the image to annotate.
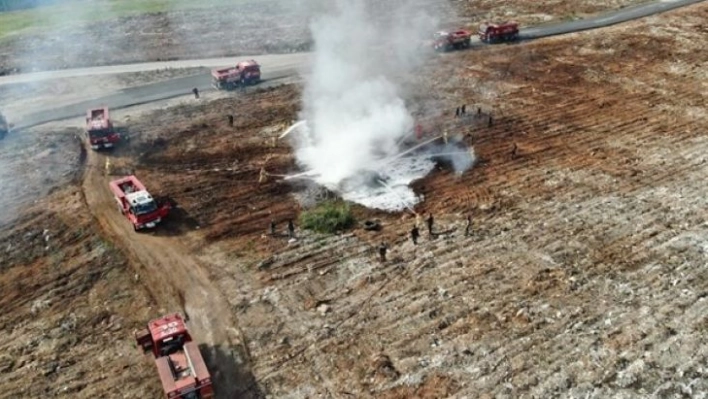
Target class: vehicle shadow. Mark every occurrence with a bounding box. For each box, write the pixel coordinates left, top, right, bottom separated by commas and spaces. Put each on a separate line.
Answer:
90, 126, 133, 157
153, 196, 201, 237
199, 343, 265, 399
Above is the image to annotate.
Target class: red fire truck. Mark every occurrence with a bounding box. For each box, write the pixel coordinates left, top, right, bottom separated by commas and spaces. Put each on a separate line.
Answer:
135, 313, 214, 399
478, 21, 520, 43
84, 107, 120, 150
211, 60, 261, 90
109, 175, 170, 231
433, 29, 472, 52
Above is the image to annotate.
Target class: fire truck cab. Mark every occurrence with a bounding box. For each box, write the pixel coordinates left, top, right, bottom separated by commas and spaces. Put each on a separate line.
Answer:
478, 21, 520, 43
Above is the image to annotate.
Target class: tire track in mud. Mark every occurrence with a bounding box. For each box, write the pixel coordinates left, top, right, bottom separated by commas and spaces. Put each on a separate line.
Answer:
80, 149, 258, 398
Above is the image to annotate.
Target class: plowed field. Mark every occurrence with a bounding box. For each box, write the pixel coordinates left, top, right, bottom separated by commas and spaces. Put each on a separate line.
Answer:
1, 2, 707, 398
59, 4, 708, 397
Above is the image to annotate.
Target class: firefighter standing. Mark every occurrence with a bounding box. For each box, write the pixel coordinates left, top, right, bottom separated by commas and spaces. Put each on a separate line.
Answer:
411, 225, 420, 245
270, 220, 276, 236
228, 114, 234, 127
455, 107, 460, 117
192, 87, 200, 99
461, 104, 466, 115
287, 219, 295, 238
464, 215, 472, 237
488, 115, 493, 127
426, 213, 434, 237
378, 242, 388, 262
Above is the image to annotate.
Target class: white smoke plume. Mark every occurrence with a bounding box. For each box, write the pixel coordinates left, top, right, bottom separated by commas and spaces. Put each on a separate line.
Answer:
289, 0, 465, 211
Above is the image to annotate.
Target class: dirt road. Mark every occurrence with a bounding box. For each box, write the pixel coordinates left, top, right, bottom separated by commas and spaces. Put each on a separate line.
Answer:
81, 149, 258, 398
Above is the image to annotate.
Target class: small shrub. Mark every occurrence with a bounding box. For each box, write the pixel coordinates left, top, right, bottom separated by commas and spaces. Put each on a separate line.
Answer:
299, 201, 355, 234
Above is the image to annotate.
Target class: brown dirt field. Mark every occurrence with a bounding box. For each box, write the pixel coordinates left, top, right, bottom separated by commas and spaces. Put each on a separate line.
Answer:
2, 2, 707, 399
455, 0, 648, 25
117, 4, 704, 398
0, 127, 80, 225
0, 187, 160, 397
0, 0, 648, 74
123, 85, 301, 249
80, 151, 260, 398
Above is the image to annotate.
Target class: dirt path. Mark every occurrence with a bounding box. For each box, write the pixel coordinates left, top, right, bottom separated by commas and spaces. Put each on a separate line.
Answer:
81, 149, 257, 398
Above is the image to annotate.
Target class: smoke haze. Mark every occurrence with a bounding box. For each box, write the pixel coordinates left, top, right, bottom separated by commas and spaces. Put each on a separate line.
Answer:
0, 0, 314, 223
290, 0, 462, 211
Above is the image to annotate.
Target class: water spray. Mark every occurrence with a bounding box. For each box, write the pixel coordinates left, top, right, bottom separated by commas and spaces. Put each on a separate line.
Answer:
378, 135, 442, 167
279, 0, 472, 212
279, 120, 307, 139
376, 179, 418, 215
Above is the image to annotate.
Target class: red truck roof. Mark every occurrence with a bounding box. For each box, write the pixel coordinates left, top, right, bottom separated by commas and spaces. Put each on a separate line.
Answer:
148, 313, 189, 342
237, 60, 259, 68
212, 60, 260, 78
86, 107, 110, 130
109, 175, 148, 199
480, 21, 519, 30
155, 342, 211, 396
436, 29, 471, 37
449, 29, 471, 37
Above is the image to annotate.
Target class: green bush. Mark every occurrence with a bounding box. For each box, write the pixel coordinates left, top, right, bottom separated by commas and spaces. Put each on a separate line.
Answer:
299, 201, 355, 234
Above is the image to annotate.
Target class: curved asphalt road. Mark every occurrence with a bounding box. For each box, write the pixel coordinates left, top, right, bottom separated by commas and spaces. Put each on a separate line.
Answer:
5, 0, 705, 130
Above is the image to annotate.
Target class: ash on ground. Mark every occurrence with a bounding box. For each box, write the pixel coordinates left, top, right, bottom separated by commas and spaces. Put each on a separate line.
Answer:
291, 182, 339, 209
291, 136, 475, 212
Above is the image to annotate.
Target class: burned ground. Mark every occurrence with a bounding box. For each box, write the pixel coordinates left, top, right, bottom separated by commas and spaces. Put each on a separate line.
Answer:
0, 67, 207, 121
0, 191, 160, 398
0, 127, 81, 225
1, 1, 707, 398
0, 0, 648, 74
106, 3, 706, 398
455, 0, 647, 25
123, 85, 302, 250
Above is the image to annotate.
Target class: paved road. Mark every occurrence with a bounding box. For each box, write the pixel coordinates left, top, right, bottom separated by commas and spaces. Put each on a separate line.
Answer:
521, 0, 706, 39
13, 64, 306, 130
0, 53, 310, 86
6, 0, 705, 130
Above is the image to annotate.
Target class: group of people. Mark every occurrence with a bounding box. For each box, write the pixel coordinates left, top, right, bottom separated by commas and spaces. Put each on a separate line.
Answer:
269, 219, 296, 239
454, 104, 493, 127
409, 213, 434, 245
377, 213, 474, 262
454, 104, 467, 117
270, 213, 474, 264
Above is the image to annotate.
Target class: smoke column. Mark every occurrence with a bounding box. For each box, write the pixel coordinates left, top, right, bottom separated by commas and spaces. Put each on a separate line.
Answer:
291, 0, 441, 209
